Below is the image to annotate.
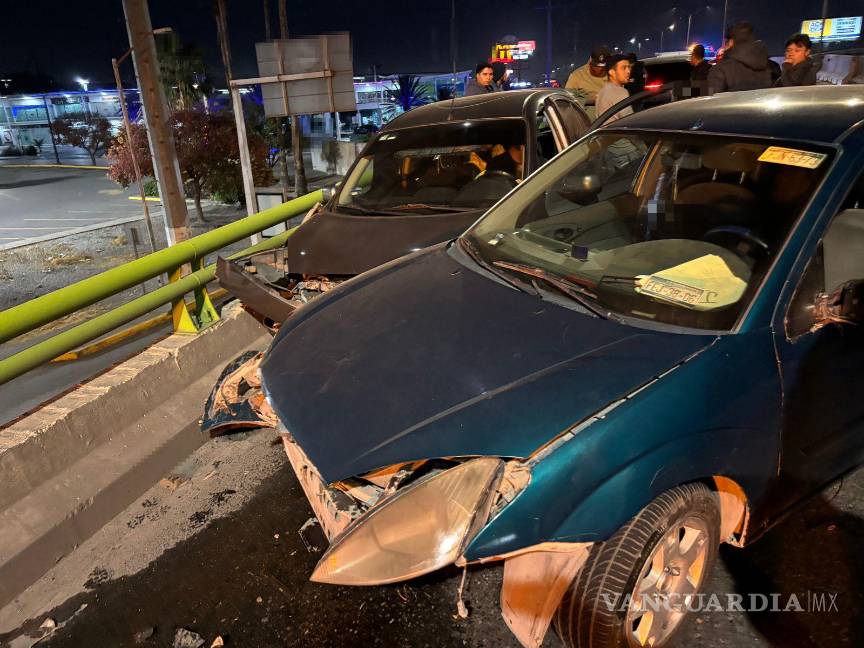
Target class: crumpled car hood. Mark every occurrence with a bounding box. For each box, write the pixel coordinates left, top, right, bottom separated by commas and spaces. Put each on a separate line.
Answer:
261, 244, 714, 482
282, 209, 483, 276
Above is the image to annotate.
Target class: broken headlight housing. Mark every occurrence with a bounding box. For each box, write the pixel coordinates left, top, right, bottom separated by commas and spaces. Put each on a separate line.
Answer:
311, 457, 503, 585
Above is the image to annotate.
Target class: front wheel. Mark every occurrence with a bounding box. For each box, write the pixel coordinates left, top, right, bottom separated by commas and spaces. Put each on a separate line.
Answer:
554, 482, 720, 648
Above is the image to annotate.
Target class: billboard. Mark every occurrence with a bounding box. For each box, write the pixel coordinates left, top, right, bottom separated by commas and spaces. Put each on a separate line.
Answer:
256, 33, 356, 118
491, 40, 536, 63
800, 16, 862, 42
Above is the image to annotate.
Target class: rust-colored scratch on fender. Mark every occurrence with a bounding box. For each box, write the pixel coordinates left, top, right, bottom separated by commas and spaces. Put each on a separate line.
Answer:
500, 543, 591, 648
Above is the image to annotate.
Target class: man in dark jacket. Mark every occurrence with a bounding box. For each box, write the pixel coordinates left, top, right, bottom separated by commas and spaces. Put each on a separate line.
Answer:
465, 62, 496, 96
708, 22, 772, 93
776, 33, 819, 86
690, 44, 712, 80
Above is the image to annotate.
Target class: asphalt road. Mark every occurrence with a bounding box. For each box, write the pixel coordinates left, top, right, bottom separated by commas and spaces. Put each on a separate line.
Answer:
1, 428, 862, 648
0, 166, 143, 245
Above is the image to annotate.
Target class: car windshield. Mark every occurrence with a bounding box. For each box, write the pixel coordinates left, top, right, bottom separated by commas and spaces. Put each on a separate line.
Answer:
465, 130, 833, 331
335, 119, 526, 214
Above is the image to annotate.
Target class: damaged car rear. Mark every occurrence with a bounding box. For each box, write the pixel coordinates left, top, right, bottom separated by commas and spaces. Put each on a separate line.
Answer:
220, 87, 864, 648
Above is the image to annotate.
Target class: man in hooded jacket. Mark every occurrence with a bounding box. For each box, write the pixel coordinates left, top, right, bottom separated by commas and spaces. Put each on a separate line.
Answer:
708, 22, 772, 93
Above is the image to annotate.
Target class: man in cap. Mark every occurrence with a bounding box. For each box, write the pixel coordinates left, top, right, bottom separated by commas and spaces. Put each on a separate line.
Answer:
565, 45, 610, 117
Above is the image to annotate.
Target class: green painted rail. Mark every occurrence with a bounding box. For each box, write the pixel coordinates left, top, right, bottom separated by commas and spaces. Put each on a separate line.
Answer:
0, 189, 324, 386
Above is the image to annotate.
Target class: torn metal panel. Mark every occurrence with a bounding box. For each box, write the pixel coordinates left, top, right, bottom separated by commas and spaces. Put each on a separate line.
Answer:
713, 475, 748, 546
500, 544, 591, 648
215, 256, 297, 327
281, 432, 367, 541
202, 352, 279, 436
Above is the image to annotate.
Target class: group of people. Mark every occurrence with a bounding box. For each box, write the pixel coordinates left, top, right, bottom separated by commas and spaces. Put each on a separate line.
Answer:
560, 21, 822, 123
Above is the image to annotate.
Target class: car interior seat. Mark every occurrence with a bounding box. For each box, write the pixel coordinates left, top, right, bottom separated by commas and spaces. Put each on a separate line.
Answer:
673, 144, 760, 237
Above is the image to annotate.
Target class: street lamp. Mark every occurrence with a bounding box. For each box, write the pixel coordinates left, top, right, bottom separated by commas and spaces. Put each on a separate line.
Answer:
685, 6, 712, 49
659, 23, 676, 53
75, 77, 89, 92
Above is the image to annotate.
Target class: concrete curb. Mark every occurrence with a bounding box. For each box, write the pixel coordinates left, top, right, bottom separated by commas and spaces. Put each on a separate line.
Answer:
0, 302, 270, 608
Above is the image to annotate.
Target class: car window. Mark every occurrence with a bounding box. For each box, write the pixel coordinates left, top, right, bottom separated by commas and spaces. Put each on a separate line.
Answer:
466, 131, 834, 331
536, 112, 559, 166
335, 119, 526, 214
787, 173, 864, 337
548, 98, 591, 143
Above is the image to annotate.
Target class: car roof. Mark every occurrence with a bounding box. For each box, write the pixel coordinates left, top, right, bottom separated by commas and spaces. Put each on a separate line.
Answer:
612, 86, 864, 144
382, 89, 568, 130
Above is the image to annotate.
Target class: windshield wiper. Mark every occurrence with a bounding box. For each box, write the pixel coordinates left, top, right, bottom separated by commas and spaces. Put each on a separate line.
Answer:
493, 261, 612, 320
457, 238, 538, 296
387, 203, 477, 213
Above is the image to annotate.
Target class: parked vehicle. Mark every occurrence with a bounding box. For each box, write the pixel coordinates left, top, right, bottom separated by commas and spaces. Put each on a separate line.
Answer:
229, 86, 864, 647
204, 90, 590, 433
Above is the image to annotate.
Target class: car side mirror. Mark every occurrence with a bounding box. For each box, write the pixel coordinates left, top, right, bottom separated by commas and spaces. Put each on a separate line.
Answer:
814, 279, 864, 328
557, 173, 601, 204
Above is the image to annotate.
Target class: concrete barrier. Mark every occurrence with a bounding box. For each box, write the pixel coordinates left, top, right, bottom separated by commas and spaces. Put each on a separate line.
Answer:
0, 302, 270, 608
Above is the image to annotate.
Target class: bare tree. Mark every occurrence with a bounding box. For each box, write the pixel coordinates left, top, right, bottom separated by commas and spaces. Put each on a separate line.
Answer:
278, 0, 307, 196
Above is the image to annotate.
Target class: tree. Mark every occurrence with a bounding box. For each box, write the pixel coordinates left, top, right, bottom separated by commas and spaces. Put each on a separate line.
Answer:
51, 114, 113, 165
156, 32, 210, 110
107, 109, 274, 221
384, 75, 432, 121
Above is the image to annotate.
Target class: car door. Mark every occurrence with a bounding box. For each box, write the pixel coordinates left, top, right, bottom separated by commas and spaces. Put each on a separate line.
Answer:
529, 97, 590, 172
774, 171, 864, 494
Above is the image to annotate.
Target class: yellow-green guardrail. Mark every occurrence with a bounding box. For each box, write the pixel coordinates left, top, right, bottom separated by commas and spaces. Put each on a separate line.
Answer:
0, 189, 324, 386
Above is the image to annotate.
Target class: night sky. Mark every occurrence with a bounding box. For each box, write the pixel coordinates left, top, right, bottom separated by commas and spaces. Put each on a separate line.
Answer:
2, 0, 861, 90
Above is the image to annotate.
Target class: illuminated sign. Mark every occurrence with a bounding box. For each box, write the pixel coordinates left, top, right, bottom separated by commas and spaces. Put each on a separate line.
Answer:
801, 16, 862, 42
491, 40, 536, 63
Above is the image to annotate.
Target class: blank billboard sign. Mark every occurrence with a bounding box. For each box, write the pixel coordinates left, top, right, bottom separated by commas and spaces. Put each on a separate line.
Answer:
256, 33, 356, 117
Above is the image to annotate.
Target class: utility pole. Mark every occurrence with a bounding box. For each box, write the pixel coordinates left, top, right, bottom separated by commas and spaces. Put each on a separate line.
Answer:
450, 0, 457, 77
720, 0, 728, 49
112, 54, 159, 254
819, 0, 829, 50
546, 0, 552, 83
122, 0, 190, 245
263, 0, 271, 41
214, 0, 258, 222
279, 0, 307, 196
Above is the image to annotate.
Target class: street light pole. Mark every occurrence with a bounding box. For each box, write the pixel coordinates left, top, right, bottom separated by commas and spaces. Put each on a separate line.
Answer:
686, 14, 692, 47
721, 0, 729, 48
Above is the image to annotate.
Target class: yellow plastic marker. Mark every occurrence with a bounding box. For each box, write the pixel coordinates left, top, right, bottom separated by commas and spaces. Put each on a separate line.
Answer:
636, 254, 747, 311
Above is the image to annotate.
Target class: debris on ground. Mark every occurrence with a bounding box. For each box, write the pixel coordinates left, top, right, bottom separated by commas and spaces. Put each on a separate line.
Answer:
210, 636, 225, 648
455, 566, 470, 619
298, 517, 326, 553
133, 626, 156, 643
173, 627, 205, 648
39, 618, 57, 632
160, 475, 188, 491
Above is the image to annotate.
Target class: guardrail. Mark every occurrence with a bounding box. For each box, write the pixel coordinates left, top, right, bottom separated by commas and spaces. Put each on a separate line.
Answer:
0, 189, 324, 386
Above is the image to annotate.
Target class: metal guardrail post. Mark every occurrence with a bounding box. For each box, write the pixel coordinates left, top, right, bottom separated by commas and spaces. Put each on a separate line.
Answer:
170, 258, 220, 333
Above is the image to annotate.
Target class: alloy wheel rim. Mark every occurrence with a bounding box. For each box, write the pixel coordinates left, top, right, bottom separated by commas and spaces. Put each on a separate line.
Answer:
625, 515, 710, 647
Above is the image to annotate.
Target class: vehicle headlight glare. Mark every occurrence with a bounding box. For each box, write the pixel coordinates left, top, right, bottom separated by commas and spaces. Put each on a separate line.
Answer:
311, 457, 503, 585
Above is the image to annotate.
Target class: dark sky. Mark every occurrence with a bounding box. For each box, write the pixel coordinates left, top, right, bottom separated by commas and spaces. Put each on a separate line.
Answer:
2, 0, 861, 89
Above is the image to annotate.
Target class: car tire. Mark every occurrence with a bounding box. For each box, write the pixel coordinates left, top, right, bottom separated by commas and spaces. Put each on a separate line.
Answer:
554, 482, 720, 648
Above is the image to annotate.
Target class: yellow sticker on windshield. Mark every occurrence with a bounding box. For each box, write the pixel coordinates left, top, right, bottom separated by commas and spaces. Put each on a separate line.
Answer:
758, 146, 827, 169
636, 255, 747, 311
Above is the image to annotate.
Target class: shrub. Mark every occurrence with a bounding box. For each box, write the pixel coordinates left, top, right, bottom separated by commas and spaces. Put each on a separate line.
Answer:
22, 145, 38, 156
0, 145, 22, 157
142, 177, 159, 197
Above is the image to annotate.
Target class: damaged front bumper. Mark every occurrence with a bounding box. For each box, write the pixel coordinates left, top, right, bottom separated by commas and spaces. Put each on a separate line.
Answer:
277, 426, 592, 648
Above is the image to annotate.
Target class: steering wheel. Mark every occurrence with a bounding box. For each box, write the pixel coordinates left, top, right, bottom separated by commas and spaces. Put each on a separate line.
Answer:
479, 169, 518, 185
703, 226, 770, 257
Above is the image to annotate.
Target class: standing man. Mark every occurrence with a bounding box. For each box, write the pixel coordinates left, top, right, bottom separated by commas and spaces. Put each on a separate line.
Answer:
596, 54, 634, 123
565, 45, 610, 117
776, 34, 818, 86
708, 22, 772, 93
465, 62, 496, 96
690, 44, 712, 80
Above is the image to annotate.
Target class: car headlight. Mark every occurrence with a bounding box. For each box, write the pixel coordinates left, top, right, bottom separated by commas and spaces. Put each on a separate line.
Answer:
311, 457, 503, 585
